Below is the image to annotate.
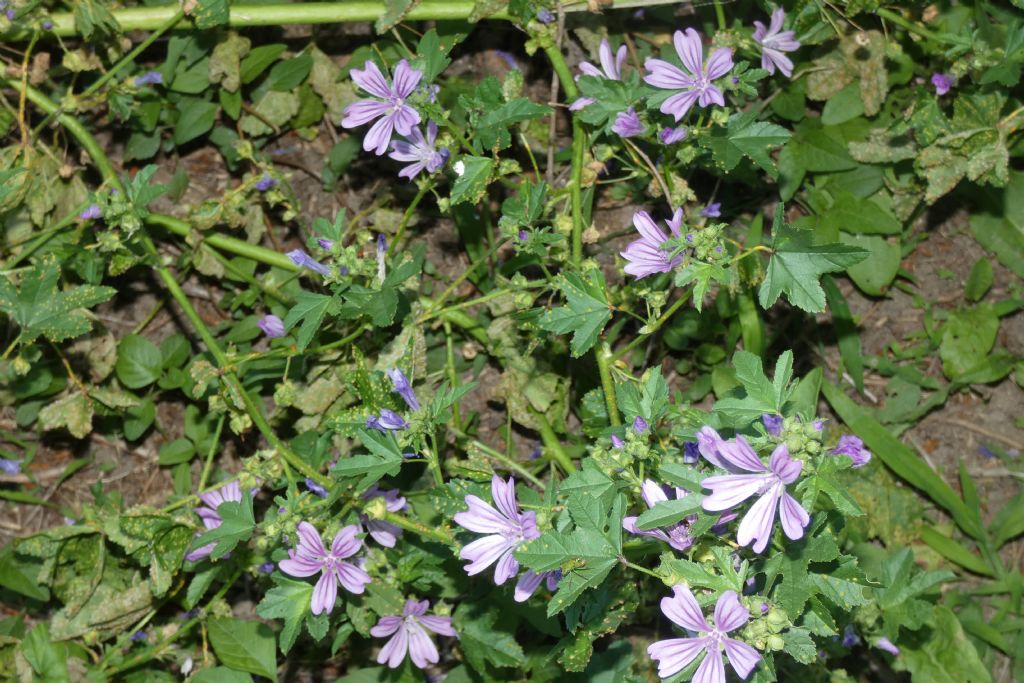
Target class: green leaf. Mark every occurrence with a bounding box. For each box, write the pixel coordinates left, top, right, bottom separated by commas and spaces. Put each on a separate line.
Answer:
283, 291, 334, 352
207, 617, 278, 679
240, 44, 288, 85
266, 52, 313, 91
331, 429, 404, 488
476, 98, 551, 150
782, 627, 817, 664
0, 547, 49, 601
893, 607, 993, 683
450, 156, 494, 205
970, 171, 1024, 278
518, 527, 619, 616
964, 258, 994, 302
19, 623, 69, 683
939, 305, 999, 380
919, 526, 993, 576
0, 258, 115, 347
455, 604, 525, 672
374, 0, 421, 33
537, 269, 612, 357
116, 334, 163, 389
192, 0, 229, 28
758, 206, 868, 313
192, 493, 255, 560
990, 490, 1024, 548
714, 350, 793, 425
673, 261, 732, 312
822, 275, 863, 392
706, 111, 791, 177
192, 668, 254, 683
821, 191, 901, 235
635, 496, 702, 531
174, 99, 219, 145
840, 233, 901, 296
256, 577, 313, 654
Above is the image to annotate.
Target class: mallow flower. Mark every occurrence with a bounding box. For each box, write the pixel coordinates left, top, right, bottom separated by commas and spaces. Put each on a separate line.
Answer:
644, 28, 733, 121
287, 249, 331, 277
387, 368, 420, 411
279, 522, 371, 615
648, 585, 761, 681
342, 60, 423, 155
513, 569, 560, 602
360, 485, 407, 547
366, 409, 409, 432
623, 480, 696, 551
570, 39, 627, 111
257, 314, 285, 338
752, 8, 801, 78
701, 437, 810, 553
186, 481, 243, 561
831, 434, 872, 468
621, 209, 685, 279
453, 475, 540, 587
612, 107, 645, 137
388, 121, 449, 180
371, 599, 457, 669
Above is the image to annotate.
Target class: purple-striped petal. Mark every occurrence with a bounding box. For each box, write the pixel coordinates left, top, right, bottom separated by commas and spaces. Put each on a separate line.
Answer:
778, 491, 810, 540
648, 637, 708, 679
701, 473, 769, 511
311, 572, 338, 615
336, 561, 371, 594
736, 487, 780, 553
723, 637, 761, 678
713, 591, 749, 633
662, 584, 710, 632
371, 615, 403, 637
350, 60, 394, 99
377, 627, 409, 668
419, 615, 456, 636
407, 621, 439, 668
693, 645, 725, 683
674, 28, 704, 78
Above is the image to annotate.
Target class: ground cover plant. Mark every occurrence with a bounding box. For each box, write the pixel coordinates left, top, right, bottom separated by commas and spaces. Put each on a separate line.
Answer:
0, 0, 1023, 681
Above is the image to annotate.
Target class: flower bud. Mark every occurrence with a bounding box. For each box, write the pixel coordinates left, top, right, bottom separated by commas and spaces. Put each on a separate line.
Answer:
767, 635, 785, 651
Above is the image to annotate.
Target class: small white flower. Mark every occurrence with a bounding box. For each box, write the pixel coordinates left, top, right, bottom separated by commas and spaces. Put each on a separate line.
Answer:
181, 656, 193, 675
453, 160, 465, 176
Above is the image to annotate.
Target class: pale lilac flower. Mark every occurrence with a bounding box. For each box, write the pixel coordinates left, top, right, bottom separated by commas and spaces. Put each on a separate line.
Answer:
42, 19, 53, 30
648, 585, 761, 681
5, 9, 14, 20
366, 409, 408, 432
753, 8, 800, 78
831, 435, 872, 468
570, 39, 627, 111
361, 485, 407, 547
623, 480, 696, 551
633, 416, 649, 433
611, 434, 625, 449
453, 475, 540, 585
645, 28, 733, 121
387, 368, 420, 411
255, 173, 277, 191
702, 440, 810, 553
762, 414, 783, 436
80, 204, 101, 220
660, 127, 688, 144
620, 209, 685, 279
258, 314, 285, 338
318, 238, 334, 250
389, 121, 449, 180
931, 73, 954, 95
701, 202, 722, 218
287, 249, 331, 277
342, 60, 423, 155
696, 426, 731, 469
376, 234, 387, 282
258, 562, 275, 573
279, 522, 371, 615
0, 458, 22, 475
683, 442, 700, 464
812, 419, 824, 431
536, 8, 554, 23
371, 599, 456, 669
133, 71, 163, 86
514, 570, 560, 602
305, 478, 328, 498
186, 482, 243, 562
495, 50, 518, 70
612, 107, 645, 137
517, 230, 529, 242
842, 625, 860, 648
875, 637, 900, 656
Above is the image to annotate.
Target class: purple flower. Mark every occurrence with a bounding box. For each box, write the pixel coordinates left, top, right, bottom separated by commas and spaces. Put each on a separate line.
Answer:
536, 8, 554, 23
701, 202, 722, 218
875, 637, 900, 656
842, 625, 860, 648
0, 458, 22, 475
42, 19, 53, 30
342, 60, 423, 155
753, 8, 801, 78
611, 434, 625, 449
257, 314, 285, 338
371, 599, 456, 669
453, 475, 540, 585
570, 39, 626, 111
633, 416, 649, 433
287, 249, 331, 277
702, 439, 810, 553
623, 480, 696, 551
495, 50, 519, 70
255, 173, 277, 191
304, 478, 329, 498
80, 204, 102, 220
133, 71, 163, 86
648, 585, 761, 681
696, 426, 730, 468
360, 485, 407, 547
389, 121, 449, 180
387, 368, 420, 411
130, 630, 147, 641
186, 482, 243, 561
518, 230, 529, 242
644, 28, 733, 121
762, 414, 783, 437
831, 434, 872, 468
258, 562, 275, 573
318, 238, 335, 250
514, 569, 560, 602
683, 442, 700, 464
5, 9, 14, 19
612, 107, 645, 137
620, 209, 685, 279
376, 234, 387, 281
660, 127, 688, 144
279, 522, 371, 615
931, 72, 954, 95
366, 409, 408, 432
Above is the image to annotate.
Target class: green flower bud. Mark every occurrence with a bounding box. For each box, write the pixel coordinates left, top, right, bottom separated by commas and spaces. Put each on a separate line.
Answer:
767, 635, 785, 651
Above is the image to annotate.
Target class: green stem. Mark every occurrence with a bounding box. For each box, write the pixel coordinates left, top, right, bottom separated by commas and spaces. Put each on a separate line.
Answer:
147, 214, 298, 271
530, 408, 575, 473
876, 7, 953, 44
713, 0, 727, 30
596, 342, 621, 426
388, 182, 431, 257
622, 559, 660, 578
416, 239, 510, 323
197, 415, 226, 492
383, 511, 453, 544
613, 288, 691, 361
449, 428, 544, 488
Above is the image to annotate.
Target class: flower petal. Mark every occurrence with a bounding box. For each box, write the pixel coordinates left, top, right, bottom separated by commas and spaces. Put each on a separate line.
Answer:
419, 615, 456, 637
371, 615, 403, 637
341, 99, 391, 128
454, 495, 515, 534
330, 525, 362, 559
336, 561, 372, 594
295, 521, 327, 556
407, 622, 439, 668
514, 569, 545, 602
459, 534, 514, 576
717, 436, 767, 472
693, 645, 725, 683
713, 590, 749, 633
779, 491, 810, 540
648, 637, 708, 679
705, 48, 734, 81
491, 475, 521, 522
377, 627, 409, 668
736, 487, 780, 553
674, 28, 704, 78
724, 637, 762, 679
493, 547, 519, 585
351, 60, 393, 99
701, 473, 768, 511
662, 584, 710, 632
391, 59, 423, 99
311, 572, 338, 615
